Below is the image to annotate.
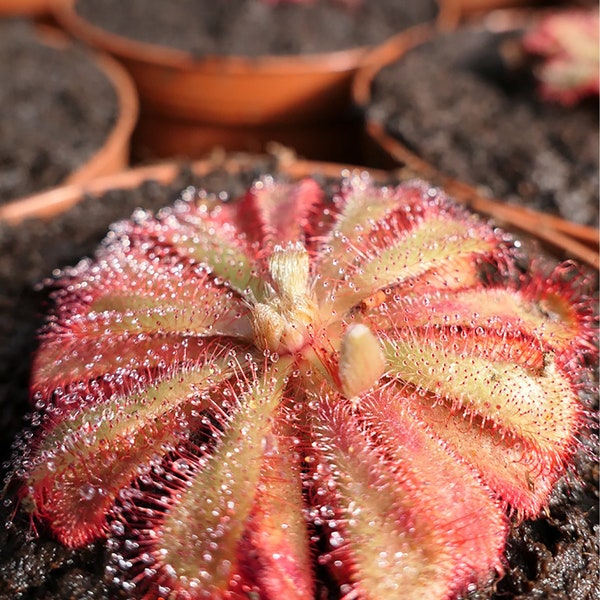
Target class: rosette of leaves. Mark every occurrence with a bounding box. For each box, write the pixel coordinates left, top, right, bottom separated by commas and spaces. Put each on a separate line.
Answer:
14, 176, 595, 599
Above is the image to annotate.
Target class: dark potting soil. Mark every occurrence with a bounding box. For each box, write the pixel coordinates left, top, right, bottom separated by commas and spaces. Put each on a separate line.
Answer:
0, 19, 118, 206
0, 159, 597, 599
74, 0, 438, 56
367, 27, 600, 228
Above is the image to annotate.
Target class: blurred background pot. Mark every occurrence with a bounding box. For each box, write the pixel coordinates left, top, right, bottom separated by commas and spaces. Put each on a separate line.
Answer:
53, 1, 370, 126
52, 0, 438, 162
353, 11, 599, 268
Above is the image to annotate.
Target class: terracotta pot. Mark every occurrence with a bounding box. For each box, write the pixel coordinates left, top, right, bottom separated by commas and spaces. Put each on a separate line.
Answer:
0, 0, 50, 17
353, 20, 599, 269
1, 24, 139, 208
52, 1, 440, 164
0, 153, 388, 224
52, 0, 389, 128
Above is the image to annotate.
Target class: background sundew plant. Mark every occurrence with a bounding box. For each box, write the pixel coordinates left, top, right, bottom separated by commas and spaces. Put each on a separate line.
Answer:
7, 175, 597, 599
522, 7, 600, 106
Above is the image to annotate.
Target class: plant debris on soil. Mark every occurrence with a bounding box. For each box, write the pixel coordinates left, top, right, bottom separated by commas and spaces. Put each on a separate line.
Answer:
0, 19, 118, 206
0, 157, 597, 599
74, 0, 438, 56
367, 27, 599, 228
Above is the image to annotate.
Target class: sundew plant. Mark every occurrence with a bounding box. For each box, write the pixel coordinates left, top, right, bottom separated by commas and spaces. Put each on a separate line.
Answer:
13, 175, 596, 599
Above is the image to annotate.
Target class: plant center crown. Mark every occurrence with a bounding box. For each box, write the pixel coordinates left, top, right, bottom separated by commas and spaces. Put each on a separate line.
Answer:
251, 243, 317, 354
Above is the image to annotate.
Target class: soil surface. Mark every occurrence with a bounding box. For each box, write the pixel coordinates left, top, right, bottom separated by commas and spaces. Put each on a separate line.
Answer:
0, 159, 597, 599
0, 20, 118, 206
74, 0, 438, 56
367, 27, 599, 227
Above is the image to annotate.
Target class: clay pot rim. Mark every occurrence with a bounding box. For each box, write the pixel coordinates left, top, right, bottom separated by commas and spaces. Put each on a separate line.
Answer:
0, 154, 388, 225
52, 0, 376, 73
352, 10, 599, 269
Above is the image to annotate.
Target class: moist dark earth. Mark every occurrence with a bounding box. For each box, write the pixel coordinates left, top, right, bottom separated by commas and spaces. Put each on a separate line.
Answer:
0, 161, 597, 599
74, 0, 438, 56
0, 19, 117, 206
367, 27, 599, 228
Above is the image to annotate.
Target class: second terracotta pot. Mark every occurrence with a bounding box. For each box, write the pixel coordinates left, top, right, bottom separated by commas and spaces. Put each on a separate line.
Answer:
352, 15, 599, 269
51, 0, 441, 165
53, 0, 385, 127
